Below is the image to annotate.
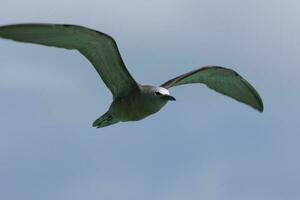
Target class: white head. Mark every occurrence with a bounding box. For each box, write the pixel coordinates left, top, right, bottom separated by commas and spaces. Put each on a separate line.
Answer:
152, 87, 176, 101
136, 86, 175, 117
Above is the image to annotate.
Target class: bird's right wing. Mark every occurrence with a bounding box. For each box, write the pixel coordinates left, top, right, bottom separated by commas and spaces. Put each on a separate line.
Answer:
161, 66, 264, 112
0, 23, 139, 98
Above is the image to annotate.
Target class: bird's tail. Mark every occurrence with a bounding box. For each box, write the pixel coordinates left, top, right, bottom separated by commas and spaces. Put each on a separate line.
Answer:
92, 112, 119, 128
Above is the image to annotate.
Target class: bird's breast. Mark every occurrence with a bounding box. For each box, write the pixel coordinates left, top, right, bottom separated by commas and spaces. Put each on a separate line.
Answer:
109, 94, 166, 122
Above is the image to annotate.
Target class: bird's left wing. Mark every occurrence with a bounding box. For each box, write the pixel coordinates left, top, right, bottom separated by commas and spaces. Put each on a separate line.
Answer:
0, 23, 139, 98
161, 66, 264, 112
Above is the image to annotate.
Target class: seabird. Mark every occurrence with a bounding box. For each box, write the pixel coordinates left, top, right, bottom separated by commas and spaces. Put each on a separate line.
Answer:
0, 23, 264, 128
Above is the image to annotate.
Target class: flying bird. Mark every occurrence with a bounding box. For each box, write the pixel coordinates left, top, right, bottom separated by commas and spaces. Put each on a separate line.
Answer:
0, 23, 263, 128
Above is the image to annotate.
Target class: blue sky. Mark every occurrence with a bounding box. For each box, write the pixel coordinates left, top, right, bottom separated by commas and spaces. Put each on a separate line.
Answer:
0, 0, 299, 199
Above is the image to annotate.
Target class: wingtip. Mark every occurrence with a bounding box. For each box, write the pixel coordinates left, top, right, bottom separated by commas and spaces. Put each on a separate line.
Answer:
257, 96, 264, 113
254, 101, 264, 113
91, 122, 102, 129
258, 107, 264, 113
259, 105, 264, 113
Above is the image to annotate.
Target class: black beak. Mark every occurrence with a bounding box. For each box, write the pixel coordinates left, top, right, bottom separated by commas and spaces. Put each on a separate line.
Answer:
161, 95, 176, 101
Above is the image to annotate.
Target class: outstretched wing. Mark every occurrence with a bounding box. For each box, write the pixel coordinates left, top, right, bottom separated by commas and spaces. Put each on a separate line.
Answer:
0, 23, 139, 98
161, 66, 264, 112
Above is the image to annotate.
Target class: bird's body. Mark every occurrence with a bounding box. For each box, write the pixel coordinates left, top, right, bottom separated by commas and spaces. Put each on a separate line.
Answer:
0, 23, 264, 128
109, 86, 169, 122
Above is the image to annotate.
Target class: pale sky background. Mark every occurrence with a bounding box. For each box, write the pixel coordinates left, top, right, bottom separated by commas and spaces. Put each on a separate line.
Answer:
0, 0, 299, 199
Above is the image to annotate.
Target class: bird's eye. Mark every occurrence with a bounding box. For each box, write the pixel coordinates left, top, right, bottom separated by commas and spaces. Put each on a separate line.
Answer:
155, 91, 162, 96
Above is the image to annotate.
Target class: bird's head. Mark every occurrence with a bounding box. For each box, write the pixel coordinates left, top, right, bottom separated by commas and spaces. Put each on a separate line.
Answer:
153, 87, 176, 101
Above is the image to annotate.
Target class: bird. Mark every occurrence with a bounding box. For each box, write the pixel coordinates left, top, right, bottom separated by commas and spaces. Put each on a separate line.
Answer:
0, 23, 264, 128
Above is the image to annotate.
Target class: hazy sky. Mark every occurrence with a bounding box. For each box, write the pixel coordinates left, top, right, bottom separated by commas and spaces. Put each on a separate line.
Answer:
0, 0, 299, 200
